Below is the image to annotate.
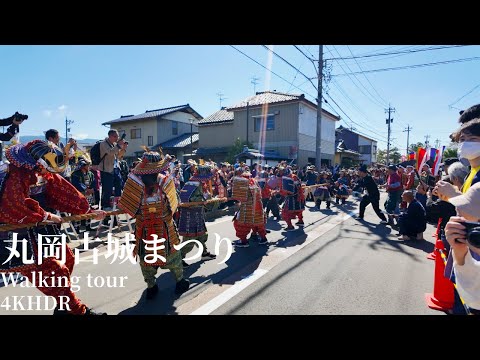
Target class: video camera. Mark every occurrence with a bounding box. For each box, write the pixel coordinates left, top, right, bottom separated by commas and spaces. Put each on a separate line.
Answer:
461, 221, 480, 249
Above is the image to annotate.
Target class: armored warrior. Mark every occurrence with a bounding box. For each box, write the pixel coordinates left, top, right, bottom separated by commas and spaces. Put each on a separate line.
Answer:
118, 150, 189, 300
0, 140, 106, 315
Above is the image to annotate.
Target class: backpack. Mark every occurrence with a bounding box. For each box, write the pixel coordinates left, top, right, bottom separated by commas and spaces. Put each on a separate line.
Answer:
90, 141, 107, 166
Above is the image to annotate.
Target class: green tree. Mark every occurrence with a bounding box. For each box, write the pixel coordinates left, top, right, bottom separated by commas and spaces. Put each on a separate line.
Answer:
443, 146, 458, 159
389, 147, 402, 164
377, 148, 387, 164
225, 137, 254, 164
376, 147, 401, 165
408, 142, 424, 154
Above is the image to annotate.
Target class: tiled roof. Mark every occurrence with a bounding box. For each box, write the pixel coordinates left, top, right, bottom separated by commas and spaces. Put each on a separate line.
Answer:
195, 146, 230, 155
227, 91, 303, 110
103, 104, 202, 125
198, 108, 234, 125
156, 133, 199, 149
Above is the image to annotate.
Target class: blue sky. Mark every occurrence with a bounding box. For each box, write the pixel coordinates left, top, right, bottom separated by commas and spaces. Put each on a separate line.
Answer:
1, 45, 478, 153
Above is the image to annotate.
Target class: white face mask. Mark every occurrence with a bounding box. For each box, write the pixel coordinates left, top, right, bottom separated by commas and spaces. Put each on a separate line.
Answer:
458, 141, 480, 161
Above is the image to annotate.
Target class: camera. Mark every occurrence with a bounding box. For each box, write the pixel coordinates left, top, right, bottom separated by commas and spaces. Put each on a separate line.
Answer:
120, 133, 126, 141
13, 112, 28, 121
461, 221, 480, 249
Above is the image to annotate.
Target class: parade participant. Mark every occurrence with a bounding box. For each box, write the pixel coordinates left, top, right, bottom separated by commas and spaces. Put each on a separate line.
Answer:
231, 167, 268, 247
118, 149, 189, 299
355, 165, 388, 223
334, 170, 350, 205
313, 171, 332, 210
280, 166, 306, 231
0, 140, 106, 315
383, 165, 402, 223
177, 160, 217, 266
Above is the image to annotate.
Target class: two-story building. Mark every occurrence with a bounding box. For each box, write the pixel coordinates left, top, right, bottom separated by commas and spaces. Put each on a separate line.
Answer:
197, 91, 339, 167
102, 104, 202, 163
335, 126, 377, 166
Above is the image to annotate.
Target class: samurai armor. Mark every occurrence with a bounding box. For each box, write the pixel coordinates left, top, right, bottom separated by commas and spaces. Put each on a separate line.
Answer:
282, 176, 295, 194
180, 181, 200, 203
232, 176, 249, 202
163, 176, 179, 214
118, 173, 144, 217
178, 206, 206, 237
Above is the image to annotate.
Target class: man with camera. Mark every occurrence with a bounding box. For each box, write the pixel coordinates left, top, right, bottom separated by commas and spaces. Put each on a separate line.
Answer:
0, 112, 28, 161
444, 183, 480, 314
97, 129, 128, 210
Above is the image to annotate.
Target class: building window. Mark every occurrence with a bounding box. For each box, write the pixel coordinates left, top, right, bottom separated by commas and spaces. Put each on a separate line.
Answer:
148, 136, 153, 146
358, 145, 371, 154
254, 115, 275, 132
131, 129, 141, 139
172, 121, 178, 135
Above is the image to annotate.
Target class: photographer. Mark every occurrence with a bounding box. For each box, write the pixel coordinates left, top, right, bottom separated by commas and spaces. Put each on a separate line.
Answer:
0, 112, 28, 161
444, 183, 480, 313
98, 129, 128, 210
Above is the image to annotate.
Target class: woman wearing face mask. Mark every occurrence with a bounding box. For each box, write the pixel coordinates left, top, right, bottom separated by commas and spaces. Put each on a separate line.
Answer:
435, 118, 480, 201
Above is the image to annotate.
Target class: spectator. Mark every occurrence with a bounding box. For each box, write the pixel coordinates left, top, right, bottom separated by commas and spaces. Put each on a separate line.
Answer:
45, 128, 77, 181
396, 190, 427, 241
444, 183, 480, 313
97, 129, 128, 210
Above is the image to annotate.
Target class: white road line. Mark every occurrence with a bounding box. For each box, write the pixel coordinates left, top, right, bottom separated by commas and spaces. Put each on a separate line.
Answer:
182, 209, 356, 315
190, 269, 268, 315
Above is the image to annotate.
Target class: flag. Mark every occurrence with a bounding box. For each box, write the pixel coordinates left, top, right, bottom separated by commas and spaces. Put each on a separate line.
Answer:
416, 147, 428, 171
433, 146, 446, 176
408, 152, 415, 160
429, 148, 437, 163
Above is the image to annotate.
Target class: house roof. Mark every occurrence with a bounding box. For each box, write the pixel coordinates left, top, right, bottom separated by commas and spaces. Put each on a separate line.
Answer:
337, 126, 377, 143
196, 146, 230, 155
226, 90, 340, 120
155, 133, 199, 149
198, 108, 234, 125
102, 104, 203, 125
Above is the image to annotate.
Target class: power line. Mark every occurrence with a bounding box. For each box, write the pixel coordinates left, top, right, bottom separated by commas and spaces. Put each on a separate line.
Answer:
326, 45, 468, 61
261, 45, 318, 92
330, 45, 386, 108
332, 56, 480, 77
229, 45, 317, 100
346, 45, 389, 107
449, 83, 480, 107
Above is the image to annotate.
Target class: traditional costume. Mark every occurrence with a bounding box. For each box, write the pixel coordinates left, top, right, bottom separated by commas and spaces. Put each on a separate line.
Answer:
118, 150, 189, 299
0, 140, 105, 315
280, 168, 305, 230
178, 161, 216, 263
231, 169, 268, 247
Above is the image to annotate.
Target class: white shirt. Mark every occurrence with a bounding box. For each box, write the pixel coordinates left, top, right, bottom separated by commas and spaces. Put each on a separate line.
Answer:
454, 249, 480, 310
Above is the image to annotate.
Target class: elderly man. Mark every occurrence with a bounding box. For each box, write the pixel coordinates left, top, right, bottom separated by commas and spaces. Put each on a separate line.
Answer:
396, 190, 427, 241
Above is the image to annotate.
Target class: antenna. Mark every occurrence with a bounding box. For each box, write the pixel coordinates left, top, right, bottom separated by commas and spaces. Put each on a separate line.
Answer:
251, 76, 260, 94
216, 92, 227, 109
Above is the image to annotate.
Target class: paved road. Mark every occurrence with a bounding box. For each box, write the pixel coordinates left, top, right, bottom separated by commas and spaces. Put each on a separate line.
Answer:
0, 192, 441, 315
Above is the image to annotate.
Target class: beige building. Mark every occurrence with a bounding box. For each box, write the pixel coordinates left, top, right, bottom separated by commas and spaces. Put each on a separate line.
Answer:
197, 91, 339, 166
102, 104, 202, 162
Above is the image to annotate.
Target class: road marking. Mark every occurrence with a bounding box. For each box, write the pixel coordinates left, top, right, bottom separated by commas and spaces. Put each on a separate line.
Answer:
190, 269, 268, 315
179, 208, 356, 315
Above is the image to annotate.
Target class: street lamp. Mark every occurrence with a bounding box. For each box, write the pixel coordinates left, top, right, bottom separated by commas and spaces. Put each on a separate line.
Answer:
189, 118, 194, 158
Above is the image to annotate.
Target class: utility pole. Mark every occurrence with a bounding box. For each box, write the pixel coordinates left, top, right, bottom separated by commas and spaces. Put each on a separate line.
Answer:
424, 134, 430, 147
403, 125, 412, 155
251, 76, 260, 94
315, 45, 323, 170
246, 101, 249, 144
434, 139, 441, 149
216, 92, 227, 109
385, 105, 395, 165
65, 116, 74, 144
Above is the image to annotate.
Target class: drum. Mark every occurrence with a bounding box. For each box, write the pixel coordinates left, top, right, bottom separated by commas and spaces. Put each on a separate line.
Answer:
118, 174, 144, 217
180, 182, 200, 203
232, 176, 249, 202
282, 176, 295, 194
